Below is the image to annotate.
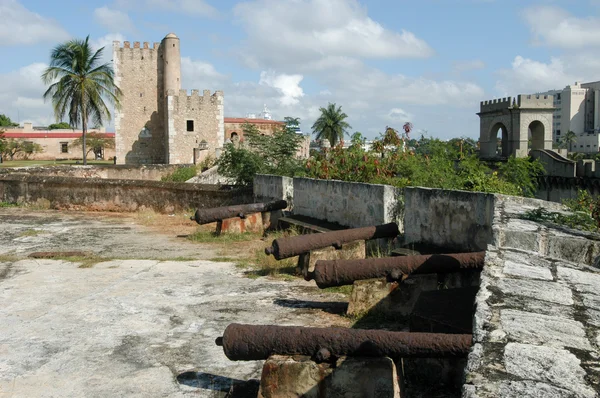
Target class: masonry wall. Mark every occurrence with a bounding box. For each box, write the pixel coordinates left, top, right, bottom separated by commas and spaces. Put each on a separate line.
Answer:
113, 41, 166, 165
403, 187, 496, 252
2, 137, 115, 161
0, 164, 186, 181
0, 174, 252, 213
224, 120, 284, 141
292, 177, 400, 228
166, 90, 224, 164
253, 174, 293, 207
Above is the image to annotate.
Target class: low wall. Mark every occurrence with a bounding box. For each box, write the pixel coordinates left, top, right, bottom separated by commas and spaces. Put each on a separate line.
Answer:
292, 177, 400, 228
536, 176, 600, 202
0, 174, 252, 213
404, 187, 495, 252
253, 174, 293, 206
0, 164, 187, 181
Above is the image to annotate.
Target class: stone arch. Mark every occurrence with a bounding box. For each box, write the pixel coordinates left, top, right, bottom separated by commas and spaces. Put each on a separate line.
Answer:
529, 120, 545, 150
480, 115, 512, 158
490, 122, 509, 157
230, 132, 238, 142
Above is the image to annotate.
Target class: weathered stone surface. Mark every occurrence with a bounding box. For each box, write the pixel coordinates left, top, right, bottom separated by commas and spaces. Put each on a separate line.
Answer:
502, 260, 553, 281
498, 381, 584, 398
346, 278, 402, 317
500, 229, 540, 253
497, 277, 573, 305
258, 355, 402, 398
557, 266, 600, 294
504, 343, 596, 398
298, 239, 366, 278
216, 212, 264, 235
500, 309, 592, 350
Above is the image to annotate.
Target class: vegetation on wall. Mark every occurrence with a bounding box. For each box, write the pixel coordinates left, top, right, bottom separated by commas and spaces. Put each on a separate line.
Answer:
522, 190, 600, 232
160, 166, 198, 182
48, 122, 72, 130
217, 119, 305, 185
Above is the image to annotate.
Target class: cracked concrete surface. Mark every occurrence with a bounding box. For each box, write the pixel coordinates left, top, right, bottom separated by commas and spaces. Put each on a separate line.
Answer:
0, 209, 347, 397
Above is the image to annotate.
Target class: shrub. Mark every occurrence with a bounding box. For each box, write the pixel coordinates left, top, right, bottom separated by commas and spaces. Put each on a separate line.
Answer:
161, 166, 198, 182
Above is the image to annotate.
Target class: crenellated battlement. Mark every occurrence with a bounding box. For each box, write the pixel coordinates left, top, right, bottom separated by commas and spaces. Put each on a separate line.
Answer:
166, 89, 224, 100
517, 94, 554, 109
479, 97, 513, 113
113, 41, 161, 50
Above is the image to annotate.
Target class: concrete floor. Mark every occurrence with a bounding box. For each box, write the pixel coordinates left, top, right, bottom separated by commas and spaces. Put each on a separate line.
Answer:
0, 209, 347, 397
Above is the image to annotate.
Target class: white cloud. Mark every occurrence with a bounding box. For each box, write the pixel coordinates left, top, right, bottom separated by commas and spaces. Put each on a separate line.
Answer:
385, 108, 413, 123
495, 55, 579, 94
234, 0, 433, 70
91, 33, 126, 66
523, 5, 600, 49
94, 6, 134, 33
0, 0, 69, 46
259, 71, 305, 106
0, 63, 56, 126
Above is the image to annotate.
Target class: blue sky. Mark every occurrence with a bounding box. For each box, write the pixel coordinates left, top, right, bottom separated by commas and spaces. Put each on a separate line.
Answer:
1, 0, 598, 140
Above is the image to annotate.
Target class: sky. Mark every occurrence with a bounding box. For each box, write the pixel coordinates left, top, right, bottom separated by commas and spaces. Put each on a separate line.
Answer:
1, 0, 599, 140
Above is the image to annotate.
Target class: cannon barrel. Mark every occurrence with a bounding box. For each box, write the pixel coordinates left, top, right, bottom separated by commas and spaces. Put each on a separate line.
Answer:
190, 200, 287, 225
310, 252, 485, 288
216, 324, 472, 360
265, 222, 399, 260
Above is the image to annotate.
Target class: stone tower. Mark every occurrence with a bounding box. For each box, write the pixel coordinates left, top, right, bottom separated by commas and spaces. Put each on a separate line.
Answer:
113, 33, 224, 165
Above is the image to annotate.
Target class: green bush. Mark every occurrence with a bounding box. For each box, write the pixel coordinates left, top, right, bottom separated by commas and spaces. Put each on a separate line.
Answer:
161, 166, 198, 182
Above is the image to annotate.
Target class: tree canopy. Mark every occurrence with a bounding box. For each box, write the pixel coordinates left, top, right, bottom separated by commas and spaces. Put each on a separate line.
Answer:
311, 103, 351, 146
0, 114, 18, 127
48, 122, 72, 130
41, 35, 122, 165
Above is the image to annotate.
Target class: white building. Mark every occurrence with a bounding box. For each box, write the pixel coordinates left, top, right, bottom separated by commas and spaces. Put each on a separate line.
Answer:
538, 81, 600, 153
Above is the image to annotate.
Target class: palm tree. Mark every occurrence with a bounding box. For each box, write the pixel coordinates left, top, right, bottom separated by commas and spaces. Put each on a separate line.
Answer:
560, 130, 577, 152
42, 36, 122, 165
311, 103, 352, 146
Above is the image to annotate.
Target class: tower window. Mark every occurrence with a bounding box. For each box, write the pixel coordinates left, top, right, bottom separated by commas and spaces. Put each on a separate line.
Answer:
186, 120, 194, 131
60, 142, 68, 153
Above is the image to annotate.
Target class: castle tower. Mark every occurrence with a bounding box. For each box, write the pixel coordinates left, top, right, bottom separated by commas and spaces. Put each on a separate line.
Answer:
162, 33, 181, 94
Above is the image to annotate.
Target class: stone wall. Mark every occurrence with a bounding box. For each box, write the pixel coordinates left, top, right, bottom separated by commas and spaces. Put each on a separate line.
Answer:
292, 177, 400, 228
113, 40, 166, 165
166, 90, 224, 164
403, 187, 496, 252
0, 164, 186, 181
0, 174, 252, 213
253, 174, 293, 206
463, 193, 600, 397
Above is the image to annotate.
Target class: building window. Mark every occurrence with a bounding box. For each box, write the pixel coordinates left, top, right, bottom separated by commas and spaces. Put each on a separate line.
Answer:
557, 94, 561, 100
60, 142, 68, 153
556, 130, 561, 135
186, 120, 194, 132
587, 145, 591, 148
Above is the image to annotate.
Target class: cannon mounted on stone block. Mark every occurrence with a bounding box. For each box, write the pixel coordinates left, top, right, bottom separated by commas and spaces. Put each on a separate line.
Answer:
215, 323, 472, 361
190, 200, 287, 225
307, 252, 485, 288
264, 222, 400, 260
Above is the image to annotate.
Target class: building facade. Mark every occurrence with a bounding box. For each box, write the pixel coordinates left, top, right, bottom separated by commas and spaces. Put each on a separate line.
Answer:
1, 123, 115, 161
538, 81, 600, 153
113, 33, 224, 165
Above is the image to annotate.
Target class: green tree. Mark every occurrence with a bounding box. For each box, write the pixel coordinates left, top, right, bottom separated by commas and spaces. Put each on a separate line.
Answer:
217, 118, 305, 185
41, 36, 122, 165
71, 132, 115, 159
0, 114, 18, 127
47, 122, 72, 130
2, 139, 43, 160
560, 130, 577, 151
311, 103, 352, 146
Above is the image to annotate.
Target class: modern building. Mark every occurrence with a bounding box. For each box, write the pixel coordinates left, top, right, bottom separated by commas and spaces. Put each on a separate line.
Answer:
537, 81, 600, 153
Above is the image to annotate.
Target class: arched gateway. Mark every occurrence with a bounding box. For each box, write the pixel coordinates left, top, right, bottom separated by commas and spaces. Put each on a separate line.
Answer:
478, 95, 554, 159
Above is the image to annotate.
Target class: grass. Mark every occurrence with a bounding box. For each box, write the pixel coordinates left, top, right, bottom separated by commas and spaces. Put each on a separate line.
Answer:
0, 202, 18, 208
18, 229, 45, 237
48, 253, 111, 269
0, 160, 113, 168
187, 230, 259, 243
322, 285, 353, 296
209, 257, 240, 262
0, 254, 20, 263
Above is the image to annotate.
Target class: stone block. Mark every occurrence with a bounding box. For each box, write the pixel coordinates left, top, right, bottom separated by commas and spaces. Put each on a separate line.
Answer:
216, 212, 264, 235
297, 240, 365, 279
258, 355, 403, 398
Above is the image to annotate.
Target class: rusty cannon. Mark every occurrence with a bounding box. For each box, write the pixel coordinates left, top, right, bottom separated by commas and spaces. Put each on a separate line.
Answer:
190, 200, 287, 225
307, 252, 485, 288
215, 323, 471, 361
264, 222, 399, 260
